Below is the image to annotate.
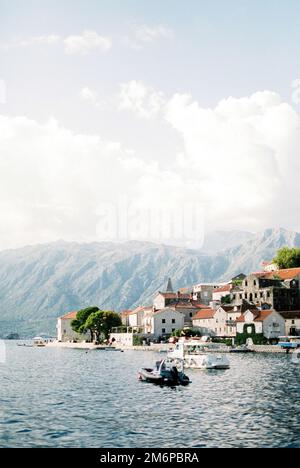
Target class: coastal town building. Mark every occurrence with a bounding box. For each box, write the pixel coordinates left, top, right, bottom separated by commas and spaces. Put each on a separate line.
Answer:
236, 309, 285, 340
120, 310, 132, 326
212, 284, 233, 302
192, 283, 224, 304
127, 306, 153, 327
57, 311, 89, 342
230, 269, 300, 312
192, 306, 242, 338
153, 279, 203, 326
280, 311, 300, 336
143, 307, 184, 336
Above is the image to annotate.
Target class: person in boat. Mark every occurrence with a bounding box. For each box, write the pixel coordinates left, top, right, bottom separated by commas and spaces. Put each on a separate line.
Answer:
170, 366, 179, 381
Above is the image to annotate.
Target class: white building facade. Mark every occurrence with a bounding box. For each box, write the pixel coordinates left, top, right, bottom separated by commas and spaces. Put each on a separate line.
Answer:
57, 311, 90, 342
236, 309, 285, 340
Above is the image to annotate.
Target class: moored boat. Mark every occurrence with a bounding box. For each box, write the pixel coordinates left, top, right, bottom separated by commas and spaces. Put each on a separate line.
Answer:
138, 358, 190, 386
168, 340, 230, 370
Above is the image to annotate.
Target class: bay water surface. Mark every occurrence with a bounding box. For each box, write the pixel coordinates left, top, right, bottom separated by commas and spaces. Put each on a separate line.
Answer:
0, 341, 299, 448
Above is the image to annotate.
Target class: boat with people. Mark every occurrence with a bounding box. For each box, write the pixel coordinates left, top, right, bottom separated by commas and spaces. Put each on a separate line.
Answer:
138, 357, 190, 386
168, 340, 230, 370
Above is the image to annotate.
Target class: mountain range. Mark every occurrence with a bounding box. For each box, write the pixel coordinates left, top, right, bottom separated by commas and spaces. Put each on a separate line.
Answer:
0, 227, 299, 337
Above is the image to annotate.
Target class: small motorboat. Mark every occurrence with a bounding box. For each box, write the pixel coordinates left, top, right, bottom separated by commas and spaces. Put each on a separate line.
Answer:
168, 341, 230, 370
230, 345, 255, 354
138, 358, 190, 386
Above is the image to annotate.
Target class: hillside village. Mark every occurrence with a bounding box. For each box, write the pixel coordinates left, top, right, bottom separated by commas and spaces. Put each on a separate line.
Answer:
57, 260, 300, 346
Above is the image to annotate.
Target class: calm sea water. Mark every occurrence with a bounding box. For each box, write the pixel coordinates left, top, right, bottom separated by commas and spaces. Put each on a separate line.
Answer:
0, 341, 299, 448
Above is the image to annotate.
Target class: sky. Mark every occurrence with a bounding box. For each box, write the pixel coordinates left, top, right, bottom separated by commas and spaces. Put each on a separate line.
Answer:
0, 0, 300, 250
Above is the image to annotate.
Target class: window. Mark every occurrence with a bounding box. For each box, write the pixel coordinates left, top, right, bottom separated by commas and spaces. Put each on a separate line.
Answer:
245, 281, 248, 287
162, 319, 166, 324
255, 293, 258, 299
254, 280, 257, 286
172, 328, 176, 333
240, 294, 243, 299
245, 293, 248, 299
162, 328, 166, 334
172, 319, 176, 324
292, 320, 295, 325
190, 312, 193, 317
267, 292, 271, 298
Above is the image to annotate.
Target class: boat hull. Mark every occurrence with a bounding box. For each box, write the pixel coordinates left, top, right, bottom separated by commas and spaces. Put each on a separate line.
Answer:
138, 368, 190, 386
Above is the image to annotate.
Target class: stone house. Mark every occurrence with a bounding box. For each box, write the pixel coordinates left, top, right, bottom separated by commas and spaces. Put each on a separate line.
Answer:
212, 284, 233, 302
236, 309, 285, 340
192, 283, 224, 304
57, 311, 89, 342
128, 306, 153, 328
143, 307, 184, 337
192, 306, 242, 338
280, 311, 300, 336
231, 269, 300, 311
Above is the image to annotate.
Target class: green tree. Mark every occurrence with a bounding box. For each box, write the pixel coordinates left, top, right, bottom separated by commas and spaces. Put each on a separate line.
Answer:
273, 247, 300, 269
221, 294, 232, 305
85, 310, 122, 343
172, 328, 201, 338
71, 306, 100, 342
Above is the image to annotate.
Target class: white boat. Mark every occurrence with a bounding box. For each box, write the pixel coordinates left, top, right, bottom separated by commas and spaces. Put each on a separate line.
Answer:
168, 340, 230, 370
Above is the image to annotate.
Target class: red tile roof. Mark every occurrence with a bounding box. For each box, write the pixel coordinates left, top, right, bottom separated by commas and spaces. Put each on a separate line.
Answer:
174, 302, 198, 309
271, 268, 300, 280
236, 309, 274, 323
60, 311, 78, 320
191, 302, 210, 309
193, 309, 215, 320
253, 268, 300, 281
213, 284, 232, 293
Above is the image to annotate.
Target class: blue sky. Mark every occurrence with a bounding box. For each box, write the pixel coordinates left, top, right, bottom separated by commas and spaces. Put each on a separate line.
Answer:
0, 1, 300, 249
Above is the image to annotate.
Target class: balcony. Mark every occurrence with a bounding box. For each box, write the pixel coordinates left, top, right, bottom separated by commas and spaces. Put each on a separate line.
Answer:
226, 321, 237, 327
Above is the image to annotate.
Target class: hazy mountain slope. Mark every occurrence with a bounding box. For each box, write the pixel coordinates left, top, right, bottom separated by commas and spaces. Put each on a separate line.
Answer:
201, 230, 254, 253
0, 241, 228, 336
220, 228, 300, 280
0, 228, 299, 337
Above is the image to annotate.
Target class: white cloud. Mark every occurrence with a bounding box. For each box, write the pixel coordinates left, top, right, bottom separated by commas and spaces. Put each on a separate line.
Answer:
164, 90, 300, 231
1, 31, 112, 56
1, 35, 61, 50
64, 30, 112, 55
125, 24, 173, 49
1, 88, 300, 250
79, 87, 100, 107
0, 115, 134, 249
118, 80, 166, 118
